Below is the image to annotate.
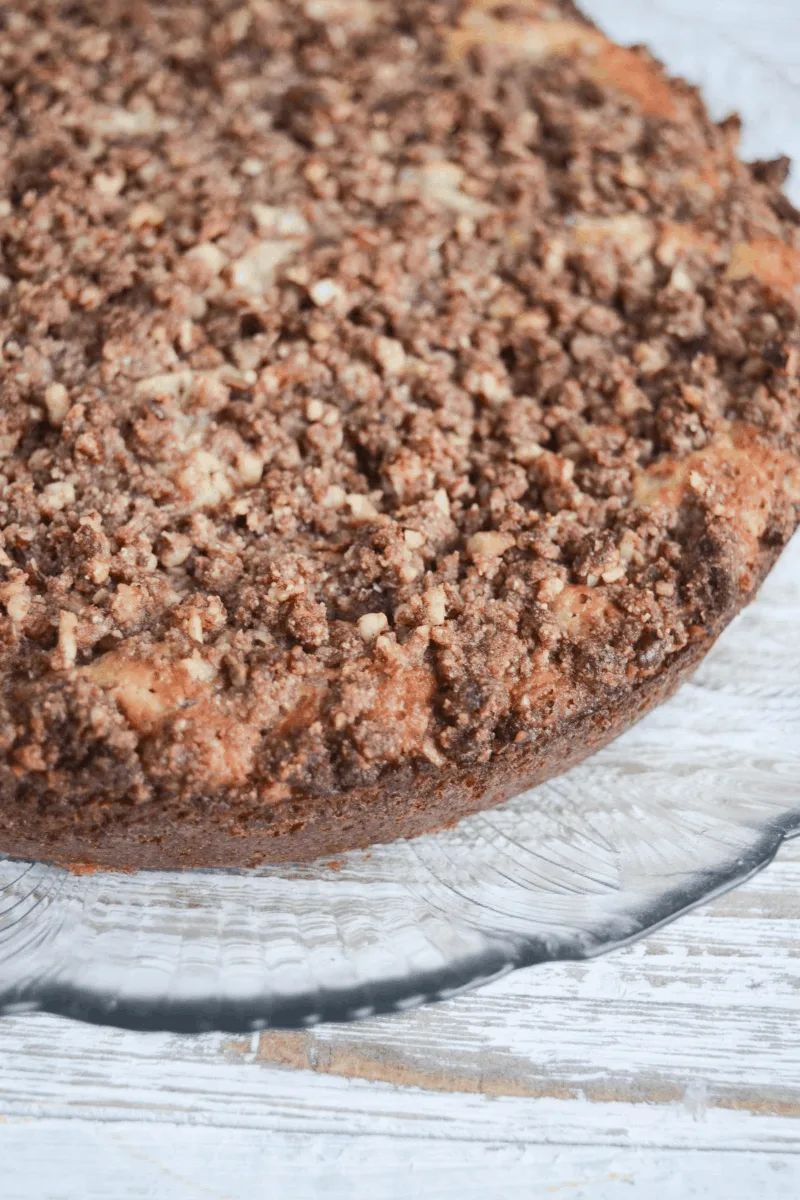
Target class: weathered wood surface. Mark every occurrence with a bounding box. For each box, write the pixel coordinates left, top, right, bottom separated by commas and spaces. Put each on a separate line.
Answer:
3, 839, 800, 1197
2, 2, 800, 1196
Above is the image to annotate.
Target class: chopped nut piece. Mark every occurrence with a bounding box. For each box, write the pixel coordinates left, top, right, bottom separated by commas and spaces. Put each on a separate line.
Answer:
40, 480, 76, 514
231, 241, 298, 293
160, 533, 193, 569
421, 739, 445, 766
514, 443, 544, 465
52, 610, 79, 670
128, 201, 165, 230
187, 611, 204, 644
2, 581, 31, 627
423, 585, 447, 626
93, 170, 125, 197
358, 611, 389, 641
135, 371, 193, 400
403, 160, 494, 218
185, 242, 227, 275
467, 531, 516, 558
634, 341, 671, 377
399, 561, 421, 583
321, 485, 347, 508
85, 556, 110, 585
109, 583, 146, 629
251, 204, 310, 237
374, 336, 406, 375
237, 451, 264, 487
43, 383, 70, 427
309, 278, 344, 307
537, 577, 565, 603
346, 493, 379, 522
176, 450, 233, 510
669, 265, 695, 293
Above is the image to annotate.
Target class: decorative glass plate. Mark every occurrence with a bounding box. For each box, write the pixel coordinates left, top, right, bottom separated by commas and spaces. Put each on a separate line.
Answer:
1, 532, 796, 1032
1, 1, 799, 1033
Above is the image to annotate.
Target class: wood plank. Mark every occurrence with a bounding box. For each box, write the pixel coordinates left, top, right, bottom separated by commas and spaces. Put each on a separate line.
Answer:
2, 4, 800, 1196
240, 838, 800, 1113
3, 1123, 800, 1200
2, 845, 800, 1156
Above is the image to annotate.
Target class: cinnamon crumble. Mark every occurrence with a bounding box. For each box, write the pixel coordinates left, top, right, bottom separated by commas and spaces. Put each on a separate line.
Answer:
0, 0, 798, 866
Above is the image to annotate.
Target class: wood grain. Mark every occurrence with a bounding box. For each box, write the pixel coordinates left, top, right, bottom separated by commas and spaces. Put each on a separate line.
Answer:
3, 841, 800, 1198
2, 1126, 799, 1200
2, 1125, 797, 1200
2, 2, 800, 1196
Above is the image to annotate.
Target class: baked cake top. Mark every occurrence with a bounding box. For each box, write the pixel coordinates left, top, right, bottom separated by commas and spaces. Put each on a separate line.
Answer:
0, 0, 799, 816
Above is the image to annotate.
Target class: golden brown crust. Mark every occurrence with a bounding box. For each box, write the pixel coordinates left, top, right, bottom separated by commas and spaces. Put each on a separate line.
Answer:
1, 0, 799, 868
446, 4, 685, 121
0, 536, 780, 870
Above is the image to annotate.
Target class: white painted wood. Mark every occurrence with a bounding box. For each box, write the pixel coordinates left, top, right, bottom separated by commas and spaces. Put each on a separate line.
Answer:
2, 1124, 800, 1200
2, 3, 800, 1197
3, 843, 800, 1196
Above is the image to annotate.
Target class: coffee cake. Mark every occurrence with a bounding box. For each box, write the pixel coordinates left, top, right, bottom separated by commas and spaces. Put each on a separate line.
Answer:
0, 0, 799, 868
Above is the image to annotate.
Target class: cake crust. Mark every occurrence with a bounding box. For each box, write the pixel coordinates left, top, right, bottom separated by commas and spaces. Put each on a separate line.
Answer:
0, 0, 799, 868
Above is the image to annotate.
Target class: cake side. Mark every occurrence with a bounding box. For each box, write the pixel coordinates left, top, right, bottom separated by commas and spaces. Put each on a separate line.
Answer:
0, 539, 784, 870
0, 0, 799, 868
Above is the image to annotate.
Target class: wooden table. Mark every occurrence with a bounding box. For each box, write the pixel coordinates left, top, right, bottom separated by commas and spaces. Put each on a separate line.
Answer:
3, 3, 800, 1196
3, 835, 800, 1198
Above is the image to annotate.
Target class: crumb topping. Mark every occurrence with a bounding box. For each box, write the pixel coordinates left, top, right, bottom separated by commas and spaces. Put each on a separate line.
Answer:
0, 0, 799, 825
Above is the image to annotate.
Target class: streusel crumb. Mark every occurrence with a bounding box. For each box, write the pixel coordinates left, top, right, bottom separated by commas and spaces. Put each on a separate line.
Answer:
0, 0, 798, 866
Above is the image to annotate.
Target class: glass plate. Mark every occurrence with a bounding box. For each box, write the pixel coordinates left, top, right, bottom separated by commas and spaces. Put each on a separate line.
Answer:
2, 1, 800, 1033
2, 532, 796, 1032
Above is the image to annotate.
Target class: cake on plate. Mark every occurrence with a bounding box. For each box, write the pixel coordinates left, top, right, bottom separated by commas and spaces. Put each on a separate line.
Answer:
0, 0, 798, 867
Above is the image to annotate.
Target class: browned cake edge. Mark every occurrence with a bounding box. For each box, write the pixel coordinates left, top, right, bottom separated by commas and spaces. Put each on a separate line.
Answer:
2, 0, 800, 871
1, 534, 787, 872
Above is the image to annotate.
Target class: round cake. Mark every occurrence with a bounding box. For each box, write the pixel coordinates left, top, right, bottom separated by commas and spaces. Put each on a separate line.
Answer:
1, 0, 799, 869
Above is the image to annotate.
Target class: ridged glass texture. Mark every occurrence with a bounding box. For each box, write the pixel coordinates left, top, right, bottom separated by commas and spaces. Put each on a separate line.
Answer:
1, 2, 799, 1031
